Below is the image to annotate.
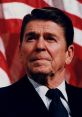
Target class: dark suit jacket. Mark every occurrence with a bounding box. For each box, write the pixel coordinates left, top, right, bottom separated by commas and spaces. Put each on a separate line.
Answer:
0, 75, 82, 117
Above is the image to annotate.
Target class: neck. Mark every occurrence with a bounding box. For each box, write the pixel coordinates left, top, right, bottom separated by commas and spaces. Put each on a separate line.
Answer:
47, 68, 66, 89
27, 68, 66, 89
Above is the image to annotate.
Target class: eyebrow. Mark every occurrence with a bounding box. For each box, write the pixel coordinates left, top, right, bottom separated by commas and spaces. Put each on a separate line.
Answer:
24, 32, 37, 37
25, 31, 57, 37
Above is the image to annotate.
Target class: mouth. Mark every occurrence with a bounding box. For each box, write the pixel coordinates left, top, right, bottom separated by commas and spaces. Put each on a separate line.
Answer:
30, 57, 51, 62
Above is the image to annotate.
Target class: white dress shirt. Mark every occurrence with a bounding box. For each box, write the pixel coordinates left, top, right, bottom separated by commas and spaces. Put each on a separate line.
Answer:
28, 77, 71, 117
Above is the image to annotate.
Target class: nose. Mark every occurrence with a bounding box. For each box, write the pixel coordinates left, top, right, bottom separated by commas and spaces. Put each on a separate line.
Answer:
35, 36, 46, 52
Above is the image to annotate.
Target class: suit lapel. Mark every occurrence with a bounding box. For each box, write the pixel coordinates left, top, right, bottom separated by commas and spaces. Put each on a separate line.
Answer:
19, 75, 49, 115
20, 76, 82, 117
66, 82, 82, 117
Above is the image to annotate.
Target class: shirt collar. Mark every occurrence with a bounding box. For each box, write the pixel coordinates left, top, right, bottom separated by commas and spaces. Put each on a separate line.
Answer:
57, 81, 68, 101
28, 77, 68, 101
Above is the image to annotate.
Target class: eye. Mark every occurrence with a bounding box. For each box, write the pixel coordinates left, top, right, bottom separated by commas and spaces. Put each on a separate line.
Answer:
24, 32, 37, 42
26, 36, 35, 42
45, 35, 57, 42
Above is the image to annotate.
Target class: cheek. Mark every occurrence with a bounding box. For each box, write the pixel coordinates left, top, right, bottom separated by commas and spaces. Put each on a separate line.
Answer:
49, 46, 66, 66
47, 45, 59, 59
21, 46, 31, 64
50, 43, 66, 58
47, 47, 58, 68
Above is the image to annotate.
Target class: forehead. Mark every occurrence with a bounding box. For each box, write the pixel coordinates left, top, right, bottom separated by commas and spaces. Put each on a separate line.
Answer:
25, 20, 64, 34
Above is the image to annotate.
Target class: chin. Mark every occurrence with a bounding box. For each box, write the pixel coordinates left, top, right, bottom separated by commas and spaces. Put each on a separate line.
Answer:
28, 67, 54, 85
32, 68, 50, 74
29, 71, 49, 85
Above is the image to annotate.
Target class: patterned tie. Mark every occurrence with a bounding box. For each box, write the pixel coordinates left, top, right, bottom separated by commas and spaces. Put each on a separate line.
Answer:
46, 88, 69, 117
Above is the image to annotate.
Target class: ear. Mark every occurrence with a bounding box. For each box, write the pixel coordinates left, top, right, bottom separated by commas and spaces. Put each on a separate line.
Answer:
65, 44, 74, 65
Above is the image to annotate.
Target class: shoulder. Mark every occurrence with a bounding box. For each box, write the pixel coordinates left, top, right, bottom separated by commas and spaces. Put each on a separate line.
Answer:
0, 75, 28, 94
66, 82, 82, 97
66, 82, 82, 116
66, 82, 82, 90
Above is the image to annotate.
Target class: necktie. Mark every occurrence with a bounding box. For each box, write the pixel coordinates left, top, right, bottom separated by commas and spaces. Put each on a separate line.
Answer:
46, 88, 69, 117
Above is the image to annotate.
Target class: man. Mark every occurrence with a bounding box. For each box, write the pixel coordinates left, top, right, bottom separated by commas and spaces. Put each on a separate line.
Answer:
0, 7, 82, 117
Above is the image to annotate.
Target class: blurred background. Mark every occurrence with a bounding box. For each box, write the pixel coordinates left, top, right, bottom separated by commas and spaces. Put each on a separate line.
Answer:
0, 0, 82, 87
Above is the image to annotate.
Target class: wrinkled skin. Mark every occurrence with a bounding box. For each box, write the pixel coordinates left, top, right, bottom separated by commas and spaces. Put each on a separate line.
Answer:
20, 20, 74, 88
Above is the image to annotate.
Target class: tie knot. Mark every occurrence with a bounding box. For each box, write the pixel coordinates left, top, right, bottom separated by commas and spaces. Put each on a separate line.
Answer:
46, 88, 65, 101
46, 88, 69, 117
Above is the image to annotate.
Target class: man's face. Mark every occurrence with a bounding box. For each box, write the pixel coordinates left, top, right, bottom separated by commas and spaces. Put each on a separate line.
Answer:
20, 20, 74, 78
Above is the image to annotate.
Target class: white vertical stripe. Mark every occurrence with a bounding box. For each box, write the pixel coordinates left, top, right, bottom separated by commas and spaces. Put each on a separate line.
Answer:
0, 37, 6, 58
44, 0, 82, 18
0, 68, 11, 87
0, 2, 34, 19
0, 37, 11, 87
44, 0, 64, 9
63, 0, 82, 18
74, 28, 82, 46
43, 0, 54, 6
